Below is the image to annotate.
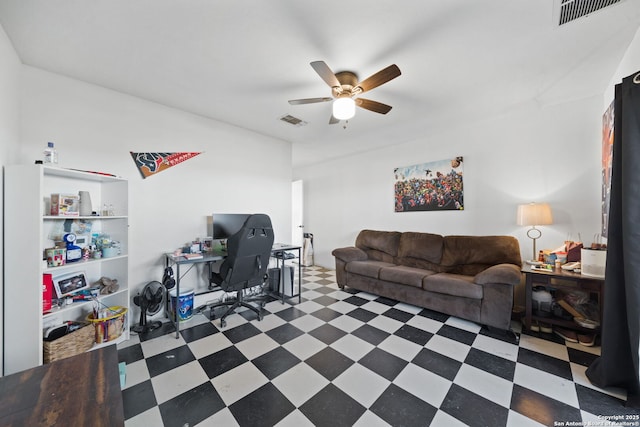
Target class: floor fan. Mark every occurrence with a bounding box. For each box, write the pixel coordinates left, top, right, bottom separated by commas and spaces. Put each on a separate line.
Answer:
131, 281, 165, 333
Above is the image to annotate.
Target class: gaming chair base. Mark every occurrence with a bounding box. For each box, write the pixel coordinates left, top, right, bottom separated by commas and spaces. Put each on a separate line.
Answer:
208, 294, 266, 328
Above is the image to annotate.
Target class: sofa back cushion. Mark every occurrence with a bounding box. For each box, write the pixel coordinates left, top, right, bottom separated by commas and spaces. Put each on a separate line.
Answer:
355, 230, 401, 263
440, 235, 522, 275
396, 232, 446, 272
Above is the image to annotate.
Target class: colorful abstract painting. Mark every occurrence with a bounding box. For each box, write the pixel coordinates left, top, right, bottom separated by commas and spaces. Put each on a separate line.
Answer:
394, 157, 464, 212
602, 101, 614, 237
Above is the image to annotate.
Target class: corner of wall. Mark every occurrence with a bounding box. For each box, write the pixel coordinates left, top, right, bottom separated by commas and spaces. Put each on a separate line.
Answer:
0, 20, 24, 376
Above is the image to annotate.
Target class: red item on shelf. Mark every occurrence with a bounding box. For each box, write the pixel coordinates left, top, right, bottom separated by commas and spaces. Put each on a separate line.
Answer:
43, 274, 53, 313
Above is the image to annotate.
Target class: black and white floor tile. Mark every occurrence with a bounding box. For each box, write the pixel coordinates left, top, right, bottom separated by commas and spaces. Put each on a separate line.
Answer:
118, 266, 633, 427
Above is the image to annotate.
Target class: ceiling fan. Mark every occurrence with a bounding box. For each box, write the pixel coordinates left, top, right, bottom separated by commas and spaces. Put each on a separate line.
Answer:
288, 61, 401, 124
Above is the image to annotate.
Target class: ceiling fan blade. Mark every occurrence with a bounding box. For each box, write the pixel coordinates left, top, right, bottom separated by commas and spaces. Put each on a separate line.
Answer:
310, 61, 341, 88
329, 114, 340, 124
355, 98, 393, 114
289, 97, 333, 105
355, 64, 401, 94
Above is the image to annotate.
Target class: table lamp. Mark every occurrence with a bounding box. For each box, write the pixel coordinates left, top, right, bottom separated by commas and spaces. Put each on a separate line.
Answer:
517, 202, 553, 262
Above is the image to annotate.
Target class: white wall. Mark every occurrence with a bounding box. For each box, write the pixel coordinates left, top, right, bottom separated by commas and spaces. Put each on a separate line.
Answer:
294, 96, 604, 270
605, 27, 640, 107
0, 23, 22, 375
17, 66, 293, 317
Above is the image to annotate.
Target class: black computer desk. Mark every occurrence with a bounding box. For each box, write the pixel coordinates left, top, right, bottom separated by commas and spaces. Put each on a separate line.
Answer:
165, 243, 302, 338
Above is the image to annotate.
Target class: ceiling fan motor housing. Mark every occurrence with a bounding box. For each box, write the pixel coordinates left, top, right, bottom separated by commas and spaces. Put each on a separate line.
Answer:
332, 71, 359, 97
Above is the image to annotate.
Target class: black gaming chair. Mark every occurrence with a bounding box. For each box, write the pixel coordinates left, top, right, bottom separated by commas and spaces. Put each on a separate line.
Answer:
207, 213, 274, 327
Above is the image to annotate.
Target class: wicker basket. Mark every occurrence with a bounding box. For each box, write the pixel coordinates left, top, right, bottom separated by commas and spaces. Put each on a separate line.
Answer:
43, 324, 95, 364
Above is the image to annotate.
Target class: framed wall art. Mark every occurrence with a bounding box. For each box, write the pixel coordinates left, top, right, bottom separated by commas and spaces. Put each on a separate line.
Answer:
601, 101, 614, 237
394, 157, 464, 212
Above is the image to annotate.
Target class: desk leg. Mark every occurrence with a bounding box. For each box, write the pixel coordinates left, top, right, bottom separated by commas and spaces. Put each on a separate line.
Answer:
297, 247, 302, 303
174, 263, 180, 339
524, 274, 533, 331
280, 257, 285, 304
207, 261, 212, 290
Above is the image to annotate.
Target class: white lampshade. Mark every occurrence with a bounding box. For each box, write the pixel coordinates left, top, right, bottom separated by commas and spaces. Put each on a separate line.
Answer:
517, 202, 553, 261
516, 202, 553, 226
333, 97, 356, 120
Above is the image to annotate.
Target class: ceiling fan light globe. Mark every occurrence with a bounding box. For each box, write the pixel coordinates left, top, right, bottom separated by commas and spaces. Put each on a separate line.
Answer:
333, 97, 356, 120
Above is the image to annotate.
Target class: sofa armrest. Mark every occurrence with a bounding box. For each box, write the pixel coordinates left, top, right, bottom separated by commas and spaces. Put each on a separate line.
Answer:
474, 263, 521, 286
332, 246, 368, 263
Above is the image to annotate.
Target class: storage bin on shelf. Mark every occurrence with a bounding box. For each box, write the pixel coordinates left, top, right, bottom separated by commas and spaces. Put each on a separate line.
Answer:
43, 323, 94, 363
87, 306, 128, 343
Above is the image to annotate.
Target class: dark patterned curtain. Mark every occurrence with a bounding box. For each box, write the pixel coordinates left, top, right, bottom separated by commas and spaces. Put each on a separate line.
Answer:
586, 71, 640, 408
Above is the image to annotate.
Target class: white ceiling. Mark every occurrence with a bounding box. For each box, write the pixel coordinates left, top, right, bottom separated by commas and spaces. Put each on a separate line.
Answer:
1, 1, 639, 168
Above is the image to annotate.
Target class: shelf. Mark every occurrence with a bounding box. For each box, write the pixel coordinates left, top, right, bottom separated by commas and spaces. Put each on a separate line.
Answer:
43, 288, 129, 321
44, 299, 92, 320
43, 165, 124, 182
272, 255, 299, 261
530, 314, 599, 333
43, 215, 127, 220
90, 333, 127, 351
3, 164, 130, 375
43, 255, 128, 274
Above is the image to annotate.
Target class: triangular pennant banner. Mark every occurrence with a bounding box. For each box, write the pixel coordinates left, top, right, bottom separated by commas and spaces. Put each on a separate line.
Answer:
130, 152, 202, 179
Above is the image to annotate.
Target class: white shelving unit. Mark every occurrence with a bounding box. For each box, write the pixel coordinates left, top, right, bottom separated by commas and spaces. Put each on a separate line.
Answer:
3, 165, 130, 374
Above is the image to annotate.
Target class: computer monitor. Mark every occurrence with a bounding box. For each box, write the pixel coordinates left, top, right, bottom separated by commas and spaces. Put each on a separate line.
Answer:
211, 213, 251, 240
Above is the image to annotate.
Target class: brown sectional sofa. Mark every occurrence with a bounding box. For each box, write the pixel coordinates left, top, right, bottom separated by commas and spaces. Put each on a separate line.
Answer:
332, 230, 522, 330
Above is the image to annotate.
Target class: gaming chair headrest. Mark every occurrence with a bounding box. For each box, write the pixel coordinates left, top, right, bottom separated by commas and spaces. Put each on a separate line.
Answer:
242, 213, 273, 230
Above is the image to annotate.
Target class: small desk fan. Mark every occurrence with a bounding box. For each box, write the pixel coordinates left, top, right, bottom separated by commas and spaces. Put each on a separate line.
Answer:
131, 281, 164, 333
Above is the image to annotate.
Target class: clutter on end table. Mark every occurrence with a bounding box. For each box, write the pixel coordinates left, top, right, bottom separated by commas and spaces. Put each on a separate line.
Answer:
523, 235, 605, 347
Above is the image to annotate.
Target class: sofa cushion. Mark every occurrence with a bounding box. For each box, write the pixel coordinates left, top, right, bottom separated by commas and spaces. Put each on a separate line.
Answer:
346, 260, 396, 279
379, 265, 436, 288
355, 230, 402, 263
423, 273, 483, 299
440, 235, 522, 275
396, 232, 445, 271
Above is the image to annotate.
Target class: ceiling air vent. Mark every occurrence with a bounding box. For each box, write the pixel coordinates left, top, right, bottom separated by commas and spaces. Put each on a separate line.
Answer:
279, 114, 307, 127
557, 0, 624, 25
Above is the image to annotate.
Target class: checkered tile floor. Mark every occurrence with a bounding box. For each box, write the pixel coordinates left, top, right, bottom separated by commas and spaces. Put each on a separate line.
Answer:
118, 266, 633, 427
